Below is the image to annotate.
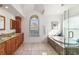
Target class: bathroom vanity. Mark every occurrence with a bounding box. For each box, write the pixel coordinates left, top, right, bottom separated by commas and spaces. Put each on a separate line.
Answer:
0, 15, 24, 55
0, 33, 24, 55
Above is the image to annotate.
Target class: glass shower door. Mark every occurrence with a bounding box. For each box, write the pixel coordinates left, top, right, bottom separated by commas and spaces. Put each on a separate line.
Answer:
64, 6, 79, 55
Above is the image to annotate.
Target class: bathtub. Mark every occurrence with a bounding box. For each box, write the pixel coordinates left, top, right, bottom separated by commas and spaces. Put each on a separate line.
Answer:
48, 35, 64, 48
48, 35, 79, 54
48, 35, 79, 47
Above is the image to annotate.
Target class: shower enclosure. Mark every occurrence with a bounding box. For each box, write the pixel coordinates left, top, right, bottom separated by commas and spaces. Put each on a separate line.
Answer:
64, 5, 79, 55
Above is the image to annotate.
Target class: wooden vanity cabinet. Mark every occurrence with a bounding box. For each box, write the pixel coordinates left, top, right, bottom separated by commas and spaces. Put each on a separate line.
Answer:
21, 33, 24, 44
0, 43, 6, 55
5, 38, 16, 55
15, 16, 21, 33
4, 33, 24, 55
10, 37, 16, 54
0, 33, 24, 55
15, 33, 24, 49
15, 35, 20, 49
5, 39, 13, 55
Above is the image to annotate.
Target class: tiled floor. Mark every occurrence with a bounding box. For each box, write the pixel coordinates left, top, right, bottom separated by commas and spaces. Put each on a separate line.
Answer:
14, 43, 58, 55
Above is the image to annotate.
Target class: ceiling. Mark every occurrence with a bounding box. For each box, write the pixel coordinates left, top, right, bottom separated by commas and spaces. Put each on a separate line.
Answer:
1, 4, 79, 17
16, 4, 45, 15
44, 4, 79, 15
0, 4, 23, 17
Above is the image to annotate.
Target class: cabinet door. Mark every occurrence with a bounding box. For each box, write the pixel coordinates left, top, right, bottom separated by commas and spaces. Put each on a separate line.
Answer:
15, 34, 24, 49
19, 34, 23, 45
5, 39, 12, 55
5, 38, 16, 55
10, 38, 16, 54
21, 33, 24, 44
0, 43, 6, 55
15, 16, 21, 33
15, 36, 20, 49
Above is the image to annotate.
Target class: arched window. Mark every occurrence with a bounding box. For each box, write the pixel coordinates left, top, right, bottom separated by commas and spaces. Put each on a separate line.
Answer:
29, 15, 39, 37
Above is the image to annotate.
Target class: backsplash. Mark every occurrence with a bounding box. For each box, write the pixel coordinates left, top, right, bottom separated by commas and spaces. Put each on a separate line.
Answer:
0, 30, 15, 35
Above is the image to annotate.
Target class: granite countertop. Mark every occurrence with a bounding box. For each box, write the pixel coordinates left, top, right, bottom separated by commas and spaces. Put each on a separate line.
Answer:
0, 33, 21, 44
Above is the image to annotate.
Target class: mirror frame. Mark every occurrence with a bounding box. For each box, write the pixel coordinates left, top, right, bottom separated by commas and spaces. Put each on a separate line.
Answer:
10, 19, 15, 29
0, 15, 5, 30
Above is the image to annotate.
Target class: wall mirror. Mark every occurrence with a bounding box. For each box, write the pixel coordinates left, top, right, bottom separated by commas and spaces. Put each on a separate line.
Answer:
0, 15, 5, 30
10, 19, 16, 29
